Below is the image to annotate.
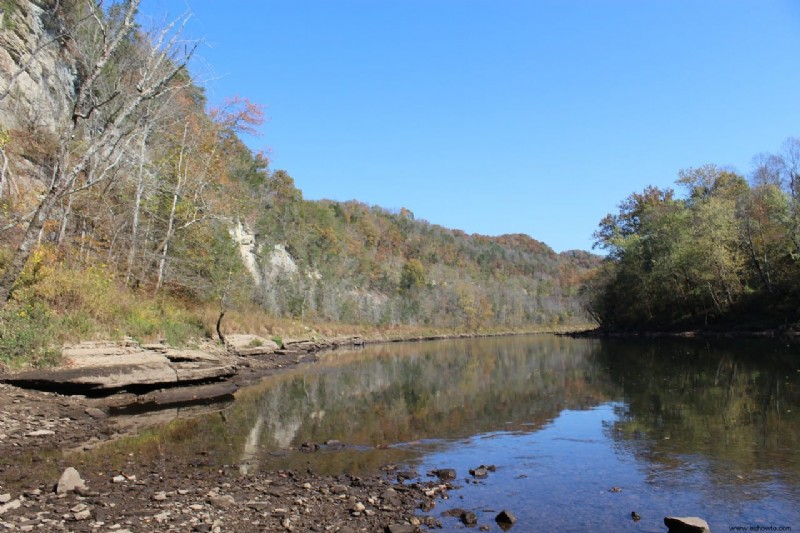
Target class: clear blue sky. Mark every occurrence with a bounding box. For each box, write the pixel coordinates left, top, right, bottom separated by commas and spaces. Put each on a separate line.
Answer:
139, 0, 800, 253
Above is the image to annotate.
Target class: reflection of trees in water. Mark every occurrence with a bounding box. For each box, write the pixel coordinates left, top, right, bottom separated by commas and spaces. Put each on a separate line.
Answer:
81, 336, 800, 487
598, 338, 800, 493
218, 336, 619, 474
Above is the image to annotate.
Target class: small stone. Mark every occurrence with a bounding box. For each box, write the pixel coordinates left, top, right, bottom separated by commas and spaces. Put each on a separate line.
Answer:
84, 407, 108, 419
154, 511, 170, 523
73, 509, 92, 521
469, 466, 489, 478
432, 468, 457, 481
152, 492, 168, 501
246, 501, 270, 510
26, 430, 55, 437
0, 499, 21, 515
330, 484, 348, 495
208, 494, 235, 509
385, 524, 415, 533
112, 475, 126, 483
0, 495, 10, 504
496, 509, 517, 525
461, 511, 478, 526
57, 467, 87, 495
353, 502, 366, 512
298, 442, 319, 453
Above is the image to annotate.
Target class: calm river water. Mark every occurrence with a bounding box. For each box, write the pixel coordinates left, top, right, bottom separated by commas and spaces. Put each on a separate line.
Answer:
100, 335, 800, 531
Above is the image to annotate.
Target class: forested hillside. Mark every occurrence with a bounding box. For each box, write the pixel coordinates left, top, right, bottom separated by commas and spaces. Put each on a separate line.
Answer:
585, 140, 800, 331
0, 0, 596, 365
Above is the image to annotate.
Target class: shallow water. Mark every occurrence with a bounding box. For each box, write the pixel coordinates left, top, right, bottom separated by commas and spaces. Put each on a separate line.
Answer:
90, 335, 800, 531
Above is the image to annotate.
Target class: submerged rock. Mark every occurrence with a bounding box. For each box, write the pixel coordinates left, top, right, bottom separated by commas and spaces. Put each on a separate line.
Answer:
469, 466, 488, 478
431, 468, 456, 481
460, 511, 478, 526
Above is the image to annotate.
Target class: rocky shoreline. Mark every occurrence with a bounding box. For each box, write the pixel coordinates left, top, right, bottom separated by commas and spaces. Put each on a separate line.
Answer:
0, 332, 717, 532
0, 332, 547, 532
0, 335, 450, 532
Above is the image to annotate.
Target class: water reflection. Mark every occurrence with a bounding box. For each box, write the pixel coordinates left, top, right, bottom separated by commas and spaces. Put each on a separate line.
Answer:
83, 335, 800, 530
598, 338, 800, 497
225, 335, 617, 474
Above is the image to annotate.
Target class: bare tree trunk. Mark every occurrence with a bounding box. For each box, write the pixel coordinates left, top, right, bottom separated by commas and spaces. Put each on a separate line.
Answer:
155, 123, 188, 294
0, 146, 10, 197
126, 125, 150, 285
56, 194, 73, 247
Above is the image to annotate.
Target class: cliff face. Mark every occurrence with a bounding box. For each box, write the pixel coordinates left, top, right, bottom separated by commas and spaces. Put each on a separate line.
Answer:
0, 0, 76, 133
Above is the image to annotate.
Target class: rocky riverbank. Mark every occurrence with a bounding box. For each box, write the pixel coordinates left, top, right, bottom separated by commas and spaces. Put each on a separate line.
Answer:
0, 336, 455, 532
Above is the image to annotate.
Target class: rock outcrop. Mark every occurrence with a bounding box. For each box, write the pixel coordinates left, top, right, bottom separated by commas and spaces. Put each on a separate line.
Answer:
2, 340, 236, 395
0, 1, 76, 133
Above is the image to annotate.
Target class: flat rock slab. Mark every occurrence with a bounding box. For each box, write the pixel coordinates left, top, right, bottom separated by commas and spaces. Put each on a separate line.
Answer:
66, 351, 168, 367
65, 347, 223, 368
109, 382, 238, 412
3, 362, 236, 393
224, 334, 279, 356
665, 516, 711, 533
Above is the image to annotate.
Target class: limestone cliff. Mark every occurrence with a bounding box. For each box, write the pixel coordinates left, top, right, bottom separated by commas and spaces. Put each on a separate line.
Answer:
0, 0, 76, 133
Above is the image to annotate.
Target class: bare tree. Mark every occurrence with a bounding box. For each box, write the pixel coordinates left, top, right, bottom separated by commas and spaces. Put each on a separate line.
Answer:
0, 0, 197, 306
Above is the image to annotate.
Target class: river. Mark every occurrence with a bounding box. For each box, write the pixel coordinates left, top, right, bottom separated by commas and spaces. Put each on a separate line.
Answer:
88, 335, 800, 531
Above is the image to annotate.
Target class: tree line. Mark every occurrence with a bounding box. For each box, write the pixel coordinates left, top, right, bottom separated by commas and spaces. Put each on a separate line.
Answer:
0, 0, 596, 362
584, 138, 800, 330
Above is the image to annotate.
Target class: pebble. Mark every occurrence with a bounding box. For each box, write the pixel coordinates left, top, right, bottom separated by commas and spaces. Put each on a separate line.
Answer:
74, 509, 92, 520
0, 384, 451, 532
25, 430, 55, 437
496, 509, 518, 525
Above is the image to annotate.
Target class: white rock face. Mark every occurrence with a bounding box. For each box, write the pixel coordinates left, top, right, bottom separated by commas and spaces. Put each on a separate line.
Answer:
268, 244, 298, 277
0, 2, 77, 132
229, 220, 263, 286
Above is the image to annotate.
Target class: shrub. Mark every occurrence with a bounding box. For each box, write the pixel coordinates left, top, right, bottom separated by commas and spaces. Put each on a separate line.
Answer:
0, 301, 60, 368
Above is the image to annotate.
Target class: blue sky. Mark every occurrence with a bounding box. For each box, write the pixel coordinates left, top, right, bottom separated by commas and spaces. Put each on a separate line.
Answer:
139, 1, 800, 253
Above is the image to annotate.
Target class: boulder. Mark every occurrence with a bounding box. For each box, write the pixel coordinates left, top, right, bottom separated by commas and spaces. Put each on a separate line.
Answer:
664, 516, 711, 533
